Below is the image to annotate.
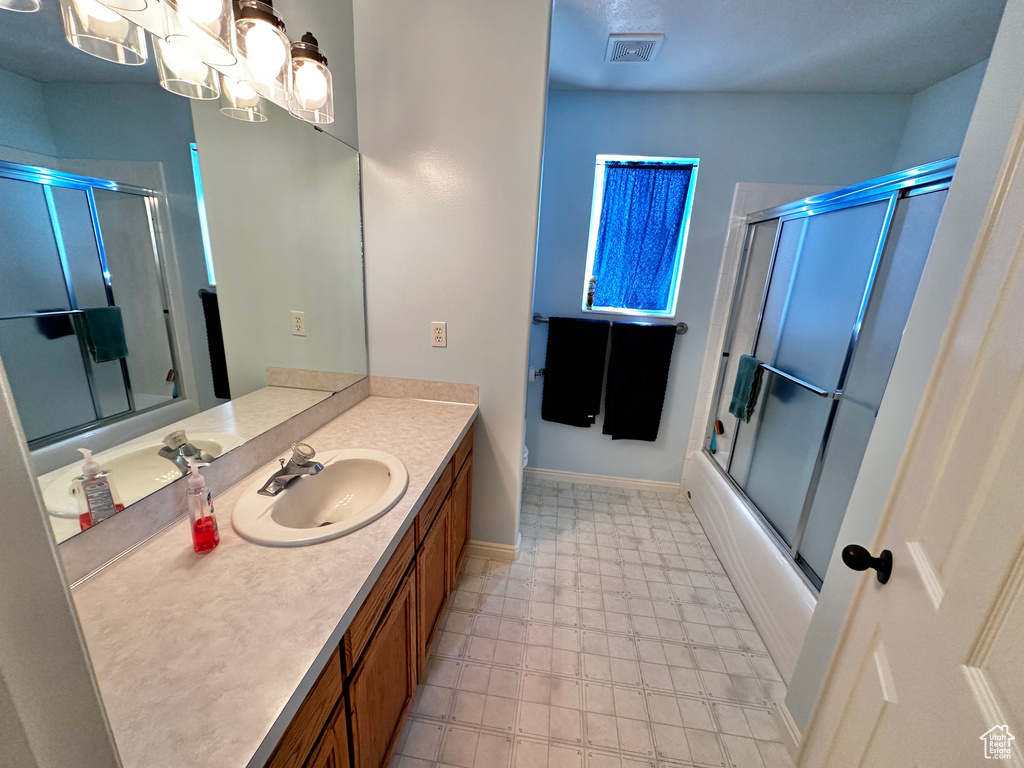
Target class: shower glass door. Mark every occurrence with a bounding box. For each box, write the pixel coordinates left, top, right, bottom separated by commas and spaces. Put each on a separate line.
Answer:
706, 160, 955, 588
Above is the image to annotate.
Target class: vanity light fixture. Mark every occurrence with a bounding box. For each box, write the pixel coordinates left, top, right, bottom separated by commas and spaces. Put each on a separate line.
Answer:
219, 74, 267, 121
0, 0, 41, 12
155, 34, 220, 99
234, 0, 291, 103
289, 32, 333, 124
163, 0, 237, 67
60, 0, 148, 65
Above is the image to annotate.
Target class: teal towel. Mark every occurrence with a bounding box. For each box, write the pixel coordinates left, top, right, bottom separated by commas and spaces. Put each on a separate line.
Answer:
728, 354, 763, 423
81, 307, 128, 363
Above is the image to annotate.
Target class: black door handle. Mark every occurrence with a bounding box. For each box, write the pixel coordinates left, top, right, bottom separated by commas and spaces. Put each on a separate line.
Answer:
841, 544, 893, 584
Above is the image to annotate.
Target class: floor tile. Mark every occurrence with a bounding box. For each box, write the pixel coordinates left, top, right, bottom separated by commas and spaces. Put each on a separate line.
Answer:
400, 479, 789, 768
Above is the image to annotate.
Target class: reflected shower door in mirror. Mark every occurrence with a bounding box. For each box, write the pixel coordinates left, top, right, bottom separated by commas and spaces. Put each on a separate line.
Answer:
0, 2, 368, 546
0, 165, 178, 445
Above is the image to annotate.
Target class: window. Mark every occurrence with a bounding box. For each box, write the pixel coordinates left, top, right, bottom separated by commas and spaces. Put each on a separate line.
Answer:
190, 142, 217, 286
582, 155, 698, 317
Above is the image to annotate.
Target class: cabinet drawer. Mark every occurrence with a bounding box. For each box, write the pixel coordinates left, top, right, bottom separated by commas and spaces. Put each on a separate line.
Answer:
454, 425, 474, 473
414, 463, 452, 546
265, 647, 343, 768
344, 525, 415, 669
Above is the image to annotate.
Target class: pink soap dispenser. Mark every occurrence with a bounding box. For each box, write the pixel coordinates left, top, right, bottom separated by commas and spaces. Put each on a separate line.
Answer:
186, 461, 220, 553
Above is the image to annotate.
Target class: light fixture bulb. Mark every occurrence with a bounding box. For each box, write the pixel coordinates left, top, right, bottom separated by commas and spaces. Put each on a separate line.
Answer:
294, 60, 327, 108
73, 0, 124, 24
245, 21, 286, 82
161, 39, 209, 81
226, 77, 258, 102
176, 0, 221, 24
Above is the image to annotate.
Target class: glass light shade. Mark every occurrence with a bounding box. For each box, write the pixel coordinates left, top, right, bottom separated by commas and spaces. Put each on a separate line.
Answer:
219, 75, 267, 122
163, 0, 236, 67
155, 35, 219, 99
289, 32, 333, 124
60, 0, 148, 65
234, 0, 291, 103
0, 0, 42, 12
97, 0, 147, 11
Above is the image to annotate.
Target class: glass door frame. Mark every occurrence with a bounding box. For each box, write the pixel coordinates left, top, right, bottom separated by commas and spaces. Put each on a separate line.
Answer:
703, 157, 957, 589
0, 159, 184, 447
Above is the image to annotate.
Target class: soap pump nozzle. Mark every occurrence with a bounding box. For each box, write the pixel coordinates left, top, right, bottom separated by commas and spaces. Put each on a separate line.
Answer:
187, 460, 211, 490
77, 447, 100, 477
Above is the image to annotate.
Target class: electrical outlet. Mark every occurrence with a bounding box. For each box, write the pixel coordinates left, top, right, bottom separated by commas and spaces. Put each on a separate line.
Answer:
431, 321, 447, 347
291, 311, 306, 336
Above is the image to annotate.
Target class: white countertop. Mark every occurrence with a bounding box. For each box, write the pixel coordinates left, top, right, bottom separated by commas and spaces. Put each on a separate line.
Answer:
71, 395, 478, 768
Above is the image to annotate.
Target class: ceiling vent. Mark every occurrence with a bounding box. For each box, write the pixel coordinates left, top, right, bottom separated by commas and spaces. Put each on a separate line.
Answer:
605, 34, 664, 63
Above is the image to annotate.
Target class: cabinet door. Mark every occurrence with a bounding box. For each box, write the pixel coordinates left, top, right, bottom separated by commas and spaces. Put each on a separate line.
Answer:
417, 496, 450, 678
450, 454, 472, 582
349, 569, 417, 768
307, 706, 350, 768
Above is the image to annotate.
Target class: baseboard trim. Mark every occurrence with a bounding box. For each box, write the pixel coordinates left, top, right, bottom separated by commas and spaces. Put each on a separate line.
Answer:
775, 702, 802, 760
467, 533, 521, 563
523, 467, 681, 495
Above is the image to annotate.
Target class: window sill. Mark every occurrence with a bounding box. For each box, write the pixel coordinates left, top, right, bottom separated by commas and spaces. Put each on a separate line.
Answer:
582, 306, 677, 320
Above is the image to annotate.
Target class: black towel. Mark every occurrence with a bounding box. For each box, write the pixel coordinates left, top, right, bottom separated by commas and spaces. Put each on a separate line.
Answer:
602, 322, 677, 441
199, 289, 231, 400
541, 317, 610, 427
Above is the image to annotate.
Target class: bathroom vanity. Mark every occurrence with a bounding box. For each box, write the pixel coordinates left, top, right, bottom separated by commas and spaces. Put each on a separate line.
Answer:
69, 392, 478, 768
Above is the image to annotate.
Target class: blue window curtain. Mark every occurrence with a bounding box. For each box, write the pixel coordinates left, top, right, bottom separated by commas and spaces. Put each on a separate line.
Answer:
591, 163, 692, 312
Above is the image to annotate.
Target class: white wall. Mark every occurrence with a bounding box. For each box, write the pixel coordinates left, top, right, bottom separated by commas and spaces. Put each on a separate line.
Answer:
0, 358, 120, 768
527, 91, 912, 483
785, 0, 1024, 734
354, 0, 551, 547
893, 59, 988, 171
190, 101, 367, 397
0, 69, 55, 157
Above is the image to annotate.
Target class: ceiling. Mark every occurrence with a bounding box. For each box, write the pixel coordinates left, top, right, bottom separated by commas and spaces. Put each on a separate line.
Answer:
0, 3, 159, 85
549, 0, 1007, 93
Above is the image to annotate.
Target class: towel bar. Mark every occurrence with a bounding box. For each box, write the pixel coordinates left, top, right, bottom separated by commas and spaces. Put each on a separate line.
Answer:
758, 363, 841, 400
532, 312, 687, 335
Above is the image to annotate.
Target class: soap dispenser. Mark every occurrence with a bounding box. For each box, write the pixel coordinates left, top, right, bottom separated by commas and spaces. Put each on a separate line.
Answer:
186, 461, 220, 553
71, 448, 124, 531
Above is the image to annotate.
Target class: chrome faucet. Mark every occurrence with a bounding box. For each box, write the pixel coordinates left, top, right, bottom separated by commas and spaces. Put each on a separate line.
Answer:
158, 430, 215, 476
257, 443, 323, 496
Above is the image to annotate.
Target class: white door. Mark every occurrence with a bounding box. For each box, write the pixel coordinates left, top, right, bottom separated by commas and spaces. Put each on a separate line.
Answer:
796, 141, 1024, 763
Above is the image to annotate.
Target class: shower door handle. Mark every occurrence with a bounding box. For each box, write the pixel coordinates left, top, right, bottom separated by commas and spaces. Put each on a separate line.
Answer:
841, 544, 893, 584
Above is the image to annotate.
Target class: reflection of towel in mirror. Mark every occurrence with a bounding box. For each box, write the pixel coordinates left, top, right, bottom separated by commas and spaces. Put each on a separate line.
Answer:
34, 309, 75, 340
728, 354, 763, 423
81, 307, 129, 363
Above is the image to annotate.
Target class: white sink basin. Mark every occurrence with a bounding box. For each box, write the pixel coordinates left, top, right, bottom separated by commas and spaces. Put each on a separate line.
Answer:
42, 433, 242, 518
231, 449, 409, 547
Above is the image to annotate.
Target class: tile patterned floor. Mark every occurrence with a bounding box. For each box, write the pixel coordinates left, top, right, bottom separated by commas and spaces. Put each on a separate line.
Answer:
392, 478, 796, 768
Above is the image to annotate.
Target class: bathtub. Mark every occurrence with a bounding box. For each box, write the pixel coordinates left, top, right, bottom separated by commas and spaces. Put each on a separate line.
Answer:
687, 450, 816, 682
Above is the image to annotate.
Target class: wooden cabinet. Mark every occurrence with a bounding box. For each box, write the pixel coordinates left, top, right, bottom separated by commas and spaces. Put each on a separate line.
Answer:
267, 421, 475, 768
349, 570, 417, 768
306, 706, 350, 768
417, 496, 450, 676
450, 453, 472, 582
265, 648, 344, 768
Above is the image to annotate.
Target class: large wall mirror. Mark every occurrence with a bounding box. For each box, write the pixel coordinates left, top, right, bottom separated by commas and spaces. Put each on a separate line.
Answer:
0, 0, 366, 544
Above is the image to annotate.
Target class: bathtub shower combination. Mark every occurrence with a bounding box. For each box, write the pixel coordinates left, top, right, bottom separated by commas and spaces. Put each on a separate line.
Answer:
692, 160, 955, 676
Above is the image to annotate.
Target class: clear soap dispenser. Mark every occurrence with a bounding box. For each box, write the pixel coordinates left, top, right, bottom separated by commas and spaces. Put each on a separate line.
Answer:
186, 461, 220, 553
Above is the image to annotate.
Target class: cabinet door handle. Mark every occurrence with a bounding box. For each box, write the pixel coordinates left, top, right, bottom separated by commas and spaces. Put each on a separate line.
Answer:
841, 544, 893, 584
